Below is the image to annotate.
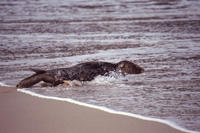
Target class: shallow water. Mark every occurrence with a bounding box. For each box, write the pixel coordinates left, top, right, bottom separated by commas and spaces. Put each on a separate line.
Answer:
0, 0, 200, 131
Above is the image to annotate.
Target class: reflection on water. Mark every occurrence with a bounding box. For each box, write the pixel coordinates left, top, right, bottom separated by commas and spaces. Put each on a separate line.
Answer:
0, 0, 200, 131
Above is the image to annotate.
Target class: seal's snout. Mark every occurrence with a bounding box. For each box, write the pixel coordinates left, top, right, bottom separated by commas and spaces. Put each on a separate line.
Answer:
116, 60, 144, 74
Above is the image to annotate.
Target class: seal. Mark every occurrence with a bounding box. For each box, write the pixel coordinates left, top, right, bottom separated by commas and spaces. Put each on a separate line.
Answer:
16, 60, 144, 88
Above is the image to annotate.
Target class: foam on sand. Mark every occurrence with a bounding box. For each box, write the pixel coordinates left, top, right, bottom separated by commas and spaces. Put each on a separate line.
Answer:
17, 88, 198, 133
0, 82, 10, 87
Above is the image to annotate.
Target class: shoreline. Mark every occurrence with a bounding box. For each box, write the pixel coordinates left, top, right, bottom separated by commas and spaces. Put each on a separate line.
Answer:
0, 85, 195, 133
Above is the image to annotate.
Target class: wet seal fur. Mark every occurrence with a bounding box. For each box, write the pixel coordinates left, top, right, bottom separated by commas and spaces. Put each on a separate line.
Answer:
16, 60, 144, 88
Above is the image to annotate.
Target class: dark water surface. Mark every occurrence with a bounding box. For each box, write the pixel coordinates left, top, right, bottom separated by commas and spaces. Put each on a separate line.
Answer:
0, 0, 200, 131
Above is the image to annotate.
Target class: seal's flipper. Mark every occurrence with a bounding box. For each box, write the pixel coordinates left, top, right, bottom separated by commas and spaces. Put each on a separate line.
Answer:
29, 68, 46, 74
16, 73, 56, 88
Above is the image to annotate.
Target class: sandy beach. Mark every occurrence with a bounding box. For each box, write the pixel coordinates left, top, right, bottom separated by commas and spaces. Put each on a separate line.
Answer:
0, 86, 189, 133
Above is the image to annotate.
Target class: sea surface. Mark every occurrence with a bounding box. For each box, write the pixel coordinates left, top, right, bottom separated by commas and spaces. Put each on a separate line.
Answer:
0, 0, 200, 132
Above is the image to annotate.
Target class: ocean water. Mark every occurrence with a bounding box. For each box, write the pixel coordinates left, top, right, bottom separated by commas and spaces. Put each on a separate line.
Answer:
0, 0, 200, 132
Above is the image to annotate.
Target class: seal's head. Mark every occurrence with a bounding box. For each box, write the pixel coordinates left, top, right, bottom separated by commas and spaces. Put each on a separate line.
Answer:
116, 60, 144, 74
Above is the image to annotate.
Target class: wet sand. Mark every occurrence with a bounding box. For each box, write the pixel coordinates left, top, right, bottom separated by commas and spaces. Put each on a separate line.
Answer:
0, 86, 188, 133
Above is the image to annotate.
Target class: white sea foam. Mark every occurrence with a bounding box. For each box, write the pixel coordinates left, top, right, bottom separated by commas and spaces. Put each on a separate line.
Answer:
17, 88, 198, 133
90, 71, 130, 86
0, 82, 10, 87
